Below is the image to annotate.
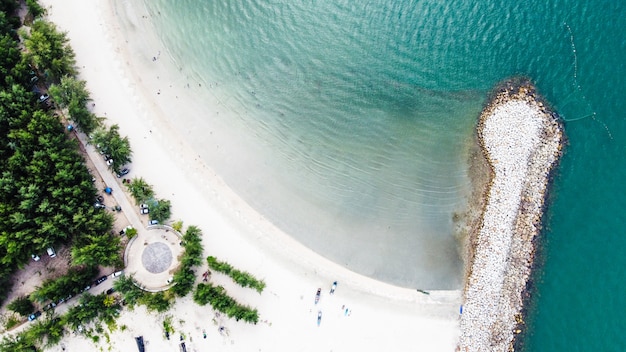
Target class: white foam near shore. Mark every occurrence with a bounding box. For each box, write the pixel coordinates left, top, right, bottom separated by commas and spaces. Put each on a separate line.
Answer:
36, 0, 462, 351
459, 83, 563, 351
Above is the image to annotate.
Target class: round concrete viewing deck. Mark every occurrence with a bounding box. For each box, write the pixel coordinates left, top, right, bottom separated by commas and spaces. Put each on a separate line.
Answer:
124, 225, 183, 292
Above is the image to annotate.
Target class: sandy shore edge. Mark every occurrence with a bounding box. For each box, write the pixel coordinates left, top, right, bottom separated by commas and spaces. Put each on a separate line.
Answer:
459, 78, 564, 351
30, 1, 462, 351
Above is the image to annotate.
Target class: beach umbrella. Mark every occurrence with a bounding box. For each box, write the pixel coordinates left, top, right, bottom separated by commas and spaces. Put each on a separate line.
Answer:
104, 187, 112, 194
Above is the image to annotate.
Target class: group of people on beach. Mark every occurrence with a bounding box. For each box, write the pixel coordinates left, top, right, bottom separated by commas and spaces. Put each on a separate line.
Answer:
314, 281, 352, 325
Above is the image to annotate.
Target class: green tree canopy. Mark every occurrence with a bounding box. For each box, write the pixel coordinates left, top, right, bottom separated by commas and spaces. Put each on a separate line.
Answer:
193, 283, 259, 324
71, 232, 122, 267
22, 20, 75, 82
126, 177, 154, 203
7, 296, 34, 316
47, 75, 89, 109
149, 199, 171, 223
91, 124, 131, 172
31, 265, 97, 303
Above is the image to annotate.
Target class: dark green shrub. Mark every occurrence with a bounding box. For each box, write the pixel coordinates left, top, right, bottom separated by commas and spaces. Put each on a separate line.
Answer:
7, 296, 34, 316
206, 256, 266, 293
138, 291, 171, 313
171, 225, 204, 297
193, 283, 258, 324
31, 266, 98, 303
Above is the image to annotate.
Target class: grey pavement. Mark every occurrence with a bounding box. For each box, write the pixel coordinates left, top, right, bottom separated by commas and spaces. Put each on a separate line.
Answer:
75, 131, 144, 229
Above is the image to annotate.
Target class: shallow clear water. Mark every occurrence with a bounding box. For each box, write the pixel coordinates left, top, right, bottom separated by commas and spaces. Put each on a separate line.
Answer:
124, 0, 626, 348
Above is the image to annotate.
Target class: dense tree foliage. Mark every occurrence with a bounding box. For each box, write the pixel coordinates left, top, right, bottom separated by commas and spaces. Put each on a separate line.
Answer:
91, 124, 131, 172
48, 75, 101, 134
0, 332, 36, 352
0, 94, 111, 289
193, 283, 259, 324
139, 291, 172, 313
149, 198, 171, 223
112, 274, 173, 312
71, 232, 122, 268
126, 177, 154, 203
27, 315, 65, 347
64, 293, 121, 332
47, 75, 88, 108
0, 0, 19, 29
171, 225, 204, 297
112, 274, 143, 307
0, 14, 24, 89
0, 9, 118, 305
24, 0, 45, 21
207, 256, 266, 293
21, 20, 75, 82
31, 265, 97, 303
7, 295, 35, 316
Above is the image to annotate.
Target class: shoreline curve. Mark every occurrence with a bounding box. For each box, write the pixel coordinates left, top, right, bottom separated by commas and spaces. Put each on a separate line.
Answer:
36, 0, 462, 350
459, 78, 564, 351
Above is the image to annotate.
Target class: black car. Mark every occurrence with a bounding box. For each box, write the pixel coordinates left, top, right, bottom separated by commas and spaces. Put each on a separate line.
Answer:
116, 168, 130, 178
106, 287, 115, 295
95, 276, 107, 285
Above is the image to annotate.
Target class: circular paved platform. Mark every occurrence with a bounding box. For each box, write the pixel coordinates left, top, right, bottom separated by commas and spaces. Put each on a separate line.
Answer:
125, 225, 184, 291
142, 242, 173, 273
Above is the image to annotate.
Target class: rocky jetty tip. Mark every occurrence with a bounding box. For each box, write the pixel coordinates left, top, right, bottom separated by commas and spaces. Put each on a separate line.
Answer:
459, 78, 564, 351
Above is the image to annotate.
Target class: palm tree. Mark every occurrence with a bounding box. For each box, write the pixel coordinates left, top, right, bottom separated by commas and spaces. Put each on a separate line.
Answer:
126, 177, 154, 203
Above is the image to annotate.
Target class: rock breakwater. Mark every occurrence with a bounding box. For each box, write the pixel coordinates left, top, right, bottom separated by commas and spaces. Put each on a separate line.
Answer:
458, 78, 563, 351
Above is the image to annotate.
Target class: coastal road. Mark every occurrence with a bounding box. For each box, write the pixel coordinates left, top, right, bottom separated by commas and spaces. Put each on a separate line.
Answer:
75, 131, 145, 229
3, 272, 120, 336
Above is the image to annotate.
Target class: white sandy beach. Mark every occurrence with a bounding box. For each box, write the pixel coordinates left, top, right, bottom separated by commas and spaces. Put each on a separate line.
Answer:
37, 0, 461, 351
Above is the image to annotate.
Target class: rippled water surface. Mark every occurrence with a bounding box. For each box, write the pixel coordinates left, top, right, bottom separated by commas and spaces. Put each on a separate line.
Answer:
125, 0, 626, 348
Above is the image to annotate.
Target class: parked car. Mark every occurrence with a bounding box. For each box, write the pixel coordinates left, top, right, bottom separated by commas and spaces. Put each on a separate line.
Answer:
140, 208, 149, 215
148, 220, 159, 225
94, 202, 107, 209
139, 203, 149, 209
112, 270, 124, 277
95, 276, 107, 285
116, 168, 130, 178
106, 159, 114, 166
46, 247, 56, 258
28, 311, 42, 321
96, 195, 104, 203
31, 254, 40, 261
43, 302, 57, 311
106, 288, 115, 295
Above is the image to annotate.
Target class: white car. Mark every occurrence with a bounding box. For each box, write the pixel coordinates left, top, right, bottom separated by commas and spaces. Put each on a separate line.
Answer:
46, 247, 56, 258
148, 220, 159, 225
139, 203, 149, 209
112, 270, 124, 277
31, 254, 41, 261
140, 208, 149, 215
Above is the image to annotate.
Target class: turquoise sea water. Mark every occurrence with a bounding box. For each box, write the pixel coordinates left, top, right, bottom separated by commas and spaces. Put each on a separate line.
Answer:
131, 0, 626, 349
